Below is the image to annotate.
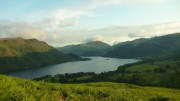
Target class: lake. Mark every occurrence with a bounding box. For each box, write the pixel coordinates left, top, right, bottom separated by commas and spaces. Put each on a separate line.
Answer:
9, 57, 139, 79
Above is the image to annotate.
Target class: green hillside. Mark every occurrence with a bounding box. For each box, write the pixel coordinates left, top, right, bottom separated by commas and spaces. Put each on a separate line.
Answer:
0, 38, 53, 56
0, 74, 180, 101
58, 41, 111, 56
0, 38, 85, 73
105, 33, 180, 58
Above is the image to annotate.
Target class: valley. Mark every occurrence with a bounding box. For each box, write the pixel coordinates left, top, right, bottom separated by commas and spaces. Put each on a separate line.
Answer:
1, 1, 180, 100
0, 33, 180, 101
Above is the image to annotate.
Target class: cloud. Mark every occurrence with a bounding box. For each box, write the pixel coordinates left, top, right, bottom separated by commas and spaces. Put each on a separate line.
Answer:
37, 0, 121, 29
78, 22, 180, 45
0, 20, 62, 45
54, 9, 93, 20
16, 0, 168, 31
44, 9, 92, 28
44, 33, 62, 44
34, 8, 95, 30
39, 18, 79, 29
0, 20, 45, 39
52, 0, 168, 28
0, 19, 180, 46
128, 22, 180, 38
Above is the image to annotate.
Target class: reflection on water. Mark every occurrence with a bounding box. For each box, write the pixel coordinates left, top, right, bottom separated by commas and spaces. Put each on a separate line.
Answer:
9, 57, 139, 79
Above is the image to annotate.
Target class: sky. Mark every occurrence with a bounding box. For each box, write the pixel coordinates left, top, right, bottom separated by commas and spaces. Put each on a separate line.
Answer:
0, 0, 180, 46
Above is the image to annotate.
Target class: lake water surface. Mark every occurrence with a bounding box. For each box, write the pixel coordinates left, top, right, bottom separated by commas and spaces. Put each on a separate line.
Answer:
9, 57, 139, 79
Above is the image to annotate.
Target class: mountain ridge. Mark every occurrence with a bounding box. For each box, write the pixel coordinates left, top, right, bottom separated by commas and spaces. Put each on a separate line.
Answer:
105, 33, 180, 58
57, 33, 180, 58
58, 41, 111, 56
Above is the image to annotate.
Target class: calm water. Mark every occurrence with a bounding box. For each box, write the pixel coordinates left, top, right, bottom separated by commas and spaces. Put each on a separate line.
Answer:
9, 57, 139, 79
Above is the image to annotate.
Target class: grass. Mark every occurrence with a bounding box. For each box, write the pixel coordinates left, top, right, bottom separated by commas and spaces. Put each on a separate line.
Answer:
126, 63, 159, 72
0, 74, 180, 101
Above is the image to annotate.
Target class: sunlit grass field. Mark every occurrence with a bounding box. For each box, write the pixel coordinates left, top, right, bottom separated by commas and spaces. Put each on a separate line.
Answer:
0, 75, 180, 101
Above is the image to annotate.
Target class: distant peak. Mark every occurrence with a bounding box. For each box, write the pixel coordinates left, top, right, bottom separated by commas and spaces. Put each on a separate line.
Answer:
87, 41, 101, 43
0, 37, 24, 41
16, 37, 24, 39
85, 41, 109, 45
0, 38, 41, 43
27, 38, 38, 41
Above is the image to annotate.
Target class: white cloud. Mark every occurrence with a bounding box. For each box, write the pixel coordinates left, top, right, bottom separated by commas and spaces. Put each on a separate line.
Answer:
0, 20, 45, 39
34, 8, 95, 30
0, 19, 180, 46
19, 0, 169, 31
128, 22, 180, 38
37, 0, 121, 29
54, 9, 93, 20
39, 18, 80, 29
81, 22, 180, 45
0, 20, 61, 45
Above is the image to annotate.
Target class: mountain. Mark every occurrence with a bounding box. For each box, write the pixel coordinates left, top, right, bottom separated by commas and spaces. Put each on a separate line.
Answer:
105, 33, 180, 58
0, 38, 85, 73
58, 41, 111, 56
1, 74, 180, 101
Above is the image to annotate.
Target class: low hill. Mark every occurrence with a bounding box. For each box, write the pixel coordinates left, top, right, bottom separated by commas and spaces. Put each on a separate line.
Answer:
0, 74, 180, 101
58, 41, 111, 56
0, 38, 84, 73
105, 33, 180, 58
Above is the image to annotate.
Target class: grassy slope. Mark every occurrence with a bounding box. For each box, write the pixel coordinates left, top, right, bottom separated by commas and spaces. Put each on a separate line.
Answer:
0, 38, 53, 56
112, 59, 180, 88
126, 63, 159, 72
0, 75, 180, 101
126, 60, 179, 72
